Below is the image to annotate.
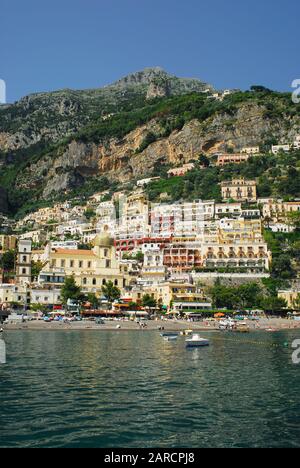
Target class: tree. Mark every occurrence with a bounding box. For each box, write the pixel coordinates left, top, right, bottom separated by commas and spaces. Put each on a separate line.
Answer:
61, 276, 82, 304
84, 208, 96, 220
198, 154, 210, 167
102, 281, 121, 305
261, 296, 287, 314
31, 260, 45, 280
209, 281, 236, 309
287, 211, 300, 230
86, 293, 99, 309
0, 250, 15, 272
142, 294, 157, 310
236, 283, 262, 309
271, 255, 295, 279
293, 294, 300, 311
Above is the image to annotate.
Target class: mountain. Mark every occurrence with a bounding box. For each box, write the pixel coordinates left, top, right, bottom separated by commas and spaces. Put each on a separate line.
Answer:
0, 68, 212, 152
0, 68, 299, 217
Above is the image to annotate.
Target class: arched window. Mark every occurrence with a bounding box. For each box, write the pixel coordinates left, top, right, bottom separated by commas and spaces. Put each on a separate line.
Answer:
92, 279, 96, 286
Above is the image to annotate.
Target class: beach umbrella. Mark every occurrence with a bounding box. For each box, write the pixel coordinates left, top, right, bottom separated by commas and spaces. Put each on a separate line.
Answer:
214, 313, 225, 318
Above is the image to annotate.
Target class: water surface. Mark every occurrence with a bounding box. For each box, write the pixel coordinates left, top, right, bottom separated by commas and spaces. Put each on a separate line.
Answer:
0, 330, 299, 448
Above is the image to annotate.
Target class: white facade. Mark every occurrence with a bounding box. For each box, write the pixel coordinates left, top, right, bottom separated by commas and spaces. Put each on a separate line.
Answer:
272, 144, 291, 155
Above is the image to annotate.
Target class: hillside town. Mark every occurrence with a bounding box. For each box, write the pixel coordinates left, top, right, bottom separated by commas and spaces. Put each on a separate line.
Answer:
0, 143, 300, 322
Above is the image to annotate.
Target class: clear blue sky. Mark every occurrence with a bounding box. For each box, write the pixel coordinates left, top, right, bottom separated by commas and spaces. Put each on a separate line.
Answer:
1, 0, 299, 103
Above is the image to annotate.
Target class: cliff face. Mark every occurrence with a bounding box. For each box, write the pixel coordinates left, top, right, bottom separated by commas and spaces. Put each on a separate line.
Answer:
0, 68, 299, 214
14, 101, 300, 198
0, 68, 212, 153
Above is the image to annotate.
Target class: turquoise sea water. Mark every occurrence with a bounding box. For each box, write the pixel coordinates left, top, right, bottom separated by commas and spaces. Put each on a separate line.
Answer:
0, 330, 300, 448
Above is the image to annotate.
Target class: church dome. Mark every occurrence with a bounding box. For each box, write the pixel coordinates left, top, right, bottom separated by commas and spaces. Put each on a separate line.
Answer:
92, 233, 114, 247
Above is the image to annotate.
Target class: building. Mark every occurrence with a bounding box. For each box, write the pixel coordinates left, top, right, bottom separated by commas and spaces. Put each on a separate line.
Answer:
221, 179, 257, 202
118, 192, 150, 239
241, 146, 260, 155
167, 163, 195, 177
136, 177, 161, 187
215, 203, 242, 218
16, 240, 32, 285
141, 247, 167, 283
45, 234, 130, 296
30, 287, 62, 306
150, 200, 215, 238
0, 235, 17, 252
272, 144, 291, 155
216, 153, 249, 166
278, 289, 300, 308
134, 281, 211, 311
262, 201, 300, 222
293, 135, 300, 150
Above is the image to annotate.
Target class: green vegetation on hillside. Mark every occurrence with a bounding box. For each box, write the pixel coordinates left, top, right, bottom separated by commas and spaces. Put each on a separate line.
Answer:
0, 87, 299, 217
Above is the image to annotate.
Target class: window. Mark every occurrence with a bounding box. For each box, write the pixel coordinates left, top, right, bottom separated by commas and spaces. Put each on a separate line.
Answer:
23, 256, 27, 262
88, 261, 91, 268
92, 279, 96, 286
102, 279, 106, 285
70, 260, 74, 267
79, 261, 83, 268
106, 260, 111, 268
22, 268, 26, 274
83, 278, 87, 285
114, 279, 118, 286
61, 260, 65, 267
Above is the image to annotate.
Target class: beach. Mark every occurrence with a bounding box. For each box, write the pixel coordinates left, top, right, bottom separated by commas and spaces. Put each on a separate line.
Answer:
2, 317, 300, 332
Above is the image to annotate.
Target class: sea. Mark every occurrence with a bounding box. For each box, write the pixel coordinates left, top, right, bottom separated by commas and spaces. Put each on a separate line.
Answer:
0, 330, 299, 448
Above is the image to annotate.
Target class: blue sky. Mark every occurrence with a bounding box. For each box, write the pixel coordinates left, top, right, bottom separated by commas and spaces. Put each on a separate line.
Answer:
1, 0, 299, 102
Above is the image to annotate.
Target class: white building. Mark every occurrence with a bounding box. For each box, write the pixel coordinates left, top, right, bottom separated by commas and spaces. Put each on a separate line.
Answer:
272, 144, 291, 155
293, 135, 300, 150
241, 146, 260, 155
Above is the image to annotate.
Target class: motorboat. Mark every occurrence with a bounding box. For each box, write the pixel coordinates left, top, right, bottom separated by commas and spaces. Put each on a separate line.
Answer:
185, 334, 210, 348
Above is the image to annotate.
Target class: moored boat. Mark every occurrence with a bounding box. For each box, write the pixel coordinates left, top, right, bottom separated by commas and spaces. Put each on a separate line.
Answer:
185, 334, 210, 348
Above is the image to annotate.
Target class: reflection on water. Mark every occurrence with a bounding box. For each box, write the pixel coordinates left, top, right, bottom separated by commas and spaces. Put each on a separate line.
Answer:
0, 330, 300, 448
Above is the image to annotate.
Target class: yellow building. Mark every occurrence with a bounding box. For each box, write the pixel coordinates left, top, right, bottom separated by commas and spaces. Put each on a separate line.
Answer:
133, 282, 209, 310
221, 179, 257, 202
278, 290, 300, 309
46, 234, 130, 295
262, 201, 300, 222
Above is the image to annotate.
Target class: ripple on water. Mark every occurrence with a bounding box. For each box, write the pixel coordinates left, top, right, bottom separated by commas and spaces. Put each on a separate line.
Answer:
0, 330, 300, 448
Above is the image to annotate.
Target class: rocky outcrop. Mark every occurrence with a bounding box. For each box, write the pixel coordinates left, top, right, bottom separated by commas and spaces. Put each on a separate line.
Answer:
15, 101, 300, 198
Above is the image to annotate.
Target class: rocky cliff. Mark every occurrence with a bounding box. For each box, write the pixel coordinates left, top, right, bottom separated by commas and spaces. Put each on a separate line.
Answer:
15, 100, 300, 199
0, 69, 299, 214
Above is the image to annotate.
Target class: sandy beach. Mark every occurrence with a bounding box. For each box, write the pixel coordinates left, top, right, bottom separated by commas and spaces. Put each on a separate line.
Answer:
2, 318, 300, 332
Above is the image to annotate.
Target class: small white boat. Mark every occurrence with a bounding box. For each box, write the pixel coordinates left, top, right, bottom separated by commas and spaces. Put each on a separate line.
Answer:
185, 334, 210, 348
163, 335, 178, 342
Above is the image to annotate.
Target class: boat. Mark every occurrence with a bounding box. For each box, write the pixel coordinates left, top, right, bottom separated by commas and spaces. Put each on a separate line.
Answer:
234, 322, 250, 333
219, 319, 236, 331
180, 329, 193, 336
185, 334, 210, 348
163, 335, 178, 342
160, 332, 179, 337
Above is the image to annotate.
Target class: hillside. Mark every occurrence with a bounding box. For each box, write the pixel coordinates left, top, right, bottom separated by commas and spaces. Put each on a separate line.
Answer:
0, 69, 299, 217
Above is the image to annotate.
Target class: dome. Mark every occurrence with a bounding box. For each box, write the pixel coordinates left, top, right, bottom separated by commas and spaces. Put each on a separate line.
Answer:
92, 233, 114, 247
